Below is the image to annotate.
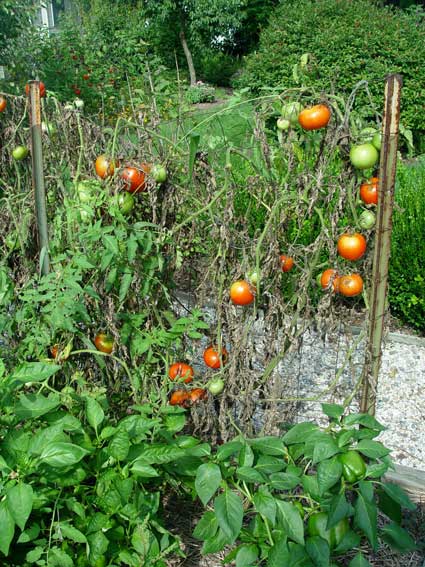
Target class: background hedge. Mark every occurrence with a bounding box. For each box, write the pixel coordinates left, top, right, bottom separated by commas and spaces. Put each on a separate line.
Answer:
237, 0, 425, 147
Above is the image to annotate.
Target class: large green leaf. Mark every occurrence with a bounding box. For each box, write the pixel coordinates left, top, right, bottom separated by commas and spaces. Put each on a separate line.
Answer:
108, 430, 130, 461
356, 440, 389, 459
40, 442, 89, 468
85, 397, 104, 432
235, 544, 259, 567
276, 500, 304, 545
321, 403, 344, 420
253, 487, 276, 525
317, 457, 342, 494
380, 522, 417, 552
312, 437, 339, 464
214, 489, 243, 543
327, 492, 351, 529
0, 500, 15, 555
343, 414, 385, 431
354, 493, 377, 550
10, 362, 61, 385
15, 393, 60, 419
249, 436, 286, 456
59, 523, 87, 543
282, 422, 318, 445
7, 483, 33, 531
193, 511, 218, 541
305, 536, 330, 566
195, 463, 222, 506
348, 552, 372, 566
381, 482, 416, 511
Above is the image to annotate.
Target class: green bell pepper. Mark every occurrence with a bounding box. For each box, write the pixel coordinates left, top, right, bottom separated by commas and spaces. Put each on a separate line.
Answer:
307, 512, 349, 548
339, 450, 366, 483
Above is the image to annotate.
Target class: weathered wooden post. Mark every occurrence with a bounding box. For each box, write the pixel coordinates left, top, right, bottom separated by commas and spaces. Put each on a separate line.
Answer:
360, 74, 402, 415
28, 80, 50, 275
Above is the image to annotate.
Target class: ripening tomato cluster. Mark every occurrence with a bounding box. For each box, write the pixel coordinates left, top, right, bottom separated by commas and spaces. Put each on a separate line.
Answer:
277, 101, 331, 132
167, 345, 228, 406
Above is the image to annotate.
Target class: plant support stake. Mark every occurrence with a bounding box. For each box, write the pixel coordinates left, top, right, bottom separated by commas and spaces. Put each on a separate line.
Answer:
361, 74, 402, 415
28, 80, 50, 275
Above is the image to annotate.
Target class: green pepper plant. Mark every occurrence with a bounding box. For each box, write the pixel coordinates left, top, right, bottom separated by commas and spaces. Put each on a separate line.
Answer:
190, 403, 417, 566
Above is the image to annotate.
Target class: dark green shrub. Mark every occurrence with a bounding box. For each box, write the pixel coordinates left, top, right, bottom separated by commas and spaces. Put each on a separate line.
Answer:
389, 158, 425, 332
237, 0, 425, 136
185, 82, 215, 104
198, 51, 240, 86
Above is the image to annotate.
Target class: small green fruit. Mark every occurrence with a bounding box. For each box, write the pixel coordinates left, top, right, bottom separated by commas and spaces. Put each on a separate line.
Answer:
372, 132, 382, 151
118, 192, 135, 214
151, 164, 167, 183
358, 210, 376, 230
12, 145, 29, 160
277, 117, 290, 131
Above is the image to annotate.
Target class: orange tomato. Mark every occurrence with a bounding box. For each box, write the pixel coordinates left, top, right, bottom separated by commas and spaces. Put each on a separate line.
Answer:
168, 362, 194, 384
25, 81, 46, 98
0, 96, 6, 112
95, 155, 117, 179
169, 390, 190, 407
338, 274, 364, 297
360, 177, 379, 205
280, 255, 294, 272
337, 233, 367, 261
94, 333, 114, 354
50, 344, 59, 359
230, 280, 255, 306
203, 346, 228, 369
190, 388, 208, 403
320, 269, 340, 292
121, 166, 147, 193
298, 104, 331, 130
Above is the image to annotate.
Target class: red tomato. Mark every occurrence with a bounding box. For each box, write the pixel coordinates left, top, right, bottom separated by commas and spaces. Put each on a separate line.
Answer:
169, 390, 190, 407
190, 388, 208, 403
74, 87, 81, 95
25, 81, 46, 98
298, 104, 331, 130
360, 177, 379, 205
280, 255, 294, 272
94, 333, 114, 354
230, 280, 255, 306
83, 74, 90, 80
95, 155, 117, 179
339, 274, 364, 297
203, 346, 228, 369
320, 269, 340, 292
337, 233, 367, 261
168, 362, 194, 384
0, 96, 6, 112
121, 166, 147, 193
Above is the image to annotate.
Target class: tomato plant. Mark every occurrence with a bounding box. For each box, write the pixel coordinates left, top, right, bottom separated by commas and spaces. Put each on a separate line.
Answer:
95, 155, 117, 179
203, 346, 228, 369
360, 177, 379, 205
298, 104, 331, 130
25, 81, 46, 98
280, 254, 294, 272
350, 143, 379, 169
0, 96, 6, 112
320, 268, 340, 291
12, 145, 29, 160
230, 280, 255, 305
337, 233, 367, 261
338, 274, 364, 297
168, 362, 194, 383
94, 332, 114, 354
121, 166, 147, 193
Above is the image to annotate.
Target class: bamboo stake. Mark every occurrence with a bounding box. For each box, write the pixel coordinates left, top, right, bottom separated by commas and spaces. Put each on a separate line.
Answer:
360, 74, 402, 415
28, 80, 50, 275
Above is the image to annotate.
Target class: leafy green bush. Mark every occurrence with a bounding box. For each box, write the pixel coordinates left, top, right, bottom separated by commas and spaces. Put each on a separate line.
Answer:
389, 157, 425, 331
185, 82, 216, 104
237, 0, 425, 137
191, 406, 417, 564
198, 51, 240, 86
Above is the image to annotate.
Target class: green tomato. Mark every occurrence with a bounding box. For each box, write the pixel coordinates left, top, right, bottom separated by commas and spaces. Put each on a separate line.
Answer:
372, 132, 382, 150
277, 117, 290, 131
12, 145, 29, 161
358, 210, 376, 230
118, 192, 135, 214
76, 179, 102, 203
248, 271, 259, 286
281, 101, 302, 125
151, 164, 167, 183
208, 378, 225, 395
349, 143, 379, 170
339, 450, 366, 483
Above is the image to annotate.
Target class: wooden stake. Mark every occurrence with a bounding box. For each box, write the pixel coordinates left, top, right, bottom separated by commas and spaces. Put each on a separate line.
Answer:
360, 74, 402, 415
28, 80, 50, 275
